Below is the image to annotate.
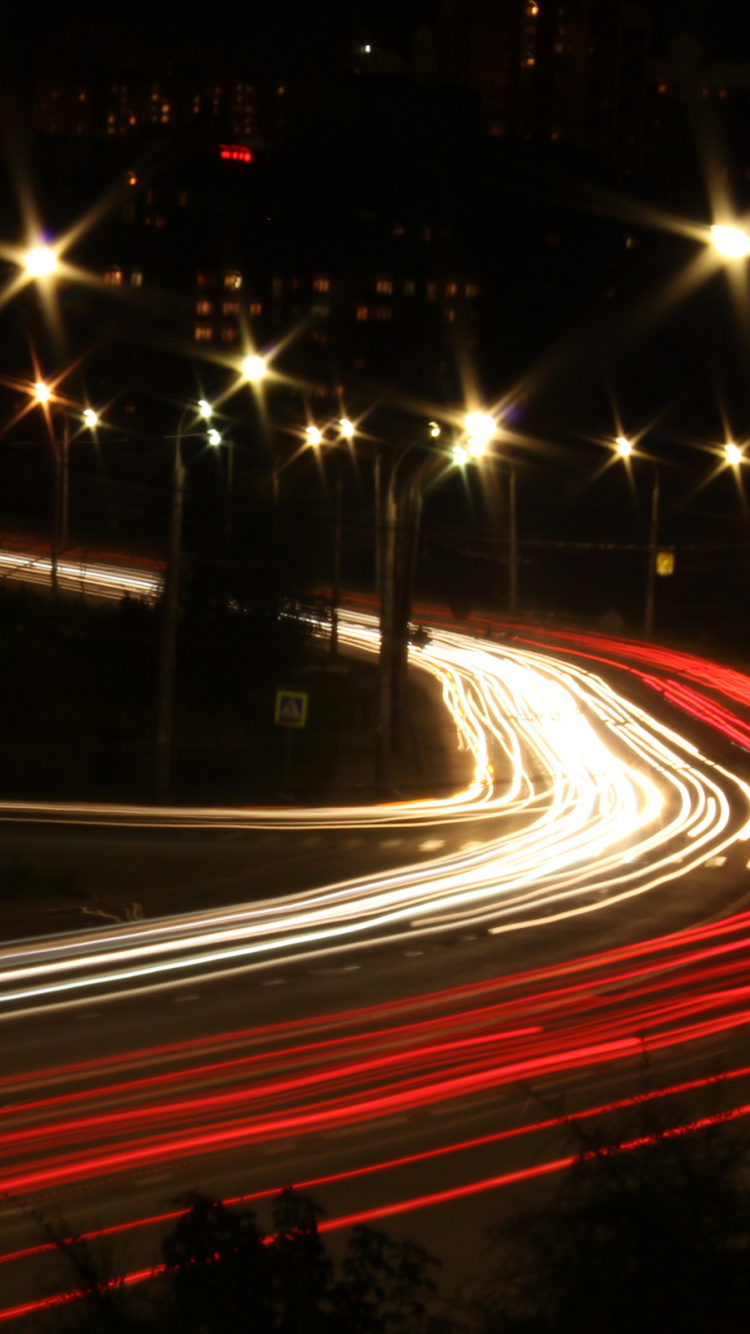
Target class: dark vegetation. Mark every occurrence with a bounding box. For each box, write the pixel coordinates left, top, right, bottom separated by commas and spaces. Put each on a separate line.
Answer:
41, 1188, 439, 1334
477, 1102, 750, 1334
34, 1109, 750, 1333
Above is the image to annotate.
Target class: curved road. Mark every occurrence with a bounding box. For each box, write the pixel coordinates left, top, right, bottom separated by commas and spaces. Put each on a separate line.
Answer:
2, 603, 750, 1317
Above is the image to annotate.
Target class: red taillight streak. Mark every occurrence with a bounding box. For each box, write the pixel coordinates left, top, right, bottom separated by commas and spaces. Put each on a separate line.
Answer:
9, 924, 750, 1131
0, 1037, 642, 1195
9, 1097, 750, 1326
0, 1025, 542, 1154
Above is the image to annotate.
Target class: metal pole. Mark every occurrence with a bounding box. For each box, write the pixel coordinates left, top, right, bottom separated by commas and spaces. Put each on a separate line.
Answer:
376, 476, 398, 787
60, 415, 70, 552
156, 420, 186, 803
50, 415, 60, 597
508, 462, 518, 617
644, 467, 659, 639
331, 475, 342, 657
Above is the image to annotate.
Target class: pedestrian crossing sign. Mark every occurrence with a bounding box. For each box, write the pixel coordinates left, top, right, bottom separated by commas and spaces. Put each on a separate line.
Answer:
274, 688, 308, 728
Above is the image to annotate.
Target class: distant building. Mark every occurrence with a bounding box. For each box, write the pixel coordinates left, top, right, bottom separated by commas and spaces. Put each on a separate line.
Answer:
437, 0, 650, 172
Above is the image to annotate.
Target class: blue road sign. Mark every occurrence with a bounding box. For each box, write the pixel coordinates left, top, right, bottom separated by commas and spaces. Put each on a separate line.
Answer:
274, 689, 308, 728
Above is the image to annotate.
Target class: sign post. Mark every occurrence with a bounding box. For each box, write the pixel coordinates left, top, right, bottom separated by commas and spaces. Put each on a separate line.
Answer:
274, 689, 308, 792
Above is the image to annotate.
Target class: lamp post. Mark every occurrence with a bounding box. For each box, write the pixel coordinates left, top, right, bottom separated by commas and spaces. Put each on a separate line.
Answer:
31, 382, 99, 591
156, 403, 223, 802
156, 409, 188, 804
376, 411, 495, 785
616, 435, 660, 639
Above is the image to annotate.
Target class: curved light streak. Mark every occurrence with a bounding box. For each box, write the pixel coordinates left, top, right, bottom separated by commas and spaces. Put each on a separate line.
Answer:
0, 605, 747, 1015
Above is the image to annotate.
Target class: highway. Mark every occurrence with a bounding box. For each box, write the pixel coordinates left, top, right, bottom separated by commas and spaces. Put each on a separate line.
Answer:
3, 597, 750, 1318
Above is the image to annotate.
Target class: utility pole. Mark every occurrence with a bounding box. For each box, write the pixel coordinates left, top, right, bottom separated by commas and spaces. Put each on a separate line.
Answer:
156, 425, 186, 803
60, 414, 70, 552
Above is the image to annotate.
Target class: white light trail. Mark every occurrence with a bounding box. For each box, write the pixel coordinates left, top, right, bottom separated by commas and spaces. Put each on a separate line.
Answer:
0, 608, 747, 1016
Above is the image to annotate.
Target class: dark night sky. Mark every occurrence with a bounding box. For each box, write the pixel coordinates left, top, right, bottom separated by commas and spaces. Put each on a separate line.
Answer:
13, 0, 750, 73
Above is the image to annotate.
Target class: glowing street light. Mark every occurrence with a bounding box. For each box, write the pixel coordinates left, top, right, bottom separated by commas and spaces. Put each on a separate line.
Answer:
428, 421, 441, 438
464, 411, 496, 458
305, 425, 323, 446
339, 418, 355, 439
710, 225, 750, 261
24, 246, 58, 279
616, 435, 633, 457
241, 354, 267, 383
33, 380, 53, 405
725, 442, 743, 465
452, 443, 469, 467
198, 399, 213, 420
207, 428, 221, 446
82, 408, 99, 429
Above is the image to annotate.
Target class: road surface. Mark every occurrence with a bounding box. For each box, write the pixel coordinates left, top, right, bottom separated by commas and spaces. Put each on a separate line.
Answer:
2, 605, 750, 1319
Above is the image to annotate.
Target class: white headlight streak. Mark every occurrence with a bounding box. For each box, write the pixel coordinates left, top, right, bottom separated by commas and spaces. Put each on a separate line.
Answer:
0, 608, 747, 1015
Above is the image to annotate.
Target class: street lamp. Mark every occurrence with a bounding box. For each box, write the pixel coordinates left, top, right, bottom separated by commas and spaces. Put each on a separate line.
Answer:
198, 399, 213, 420
305, 425, 323, 447
30, 381, 98, 588
24, 246, 58, 279
464, 411, 496, 458
725, 442, 743, 466
339, 418, 355, 440
241, 354, 267, 383
710, 225, 750, 261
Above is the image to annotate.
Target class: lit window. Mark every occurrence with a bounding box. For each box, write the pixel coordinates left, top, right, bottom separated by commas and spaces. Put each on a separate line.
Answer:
220, 327, 238, 343
426, 282, 437, 300
223, 271, 242, 289
445, 282, 458, 297
375, 278, 393, 294
194, 325, 213, 341
196, 299, 213, 315
78, 92, 86, 102
104, 267, 122, 285
197, 273, 215, 289
445, 308, 456, 322
129, 270, 143, 287
375, 307, 392, 320
222, 300, 240, 315
356, 306, 369, 320
249, 302, 262, 315
128, 115, 137, 126
524, 56, 536, 66
465, 282, 480, 296
107, 113, 115, 124
155, 216, 166, 228
272, 277, 283, 297
312, 276, 330, 291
